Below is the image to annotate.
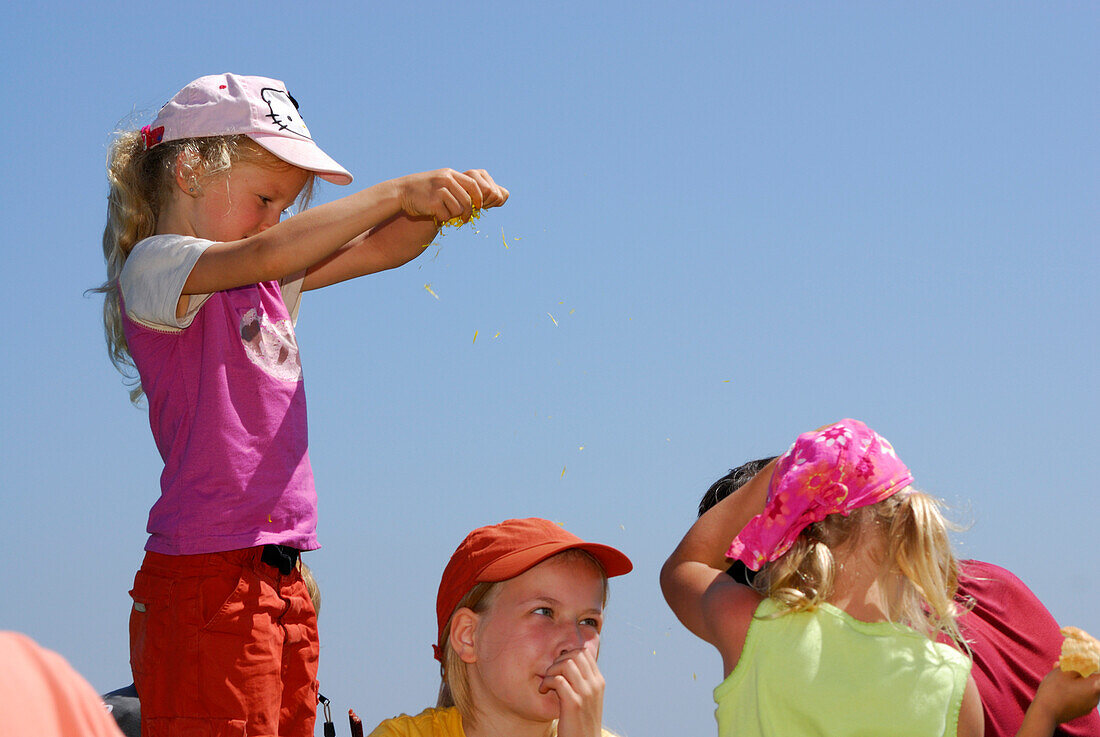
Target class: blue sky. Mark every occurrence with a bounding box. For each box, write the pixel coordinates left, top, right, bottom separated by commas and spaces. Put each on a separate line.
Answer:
2, 3, 1097, 735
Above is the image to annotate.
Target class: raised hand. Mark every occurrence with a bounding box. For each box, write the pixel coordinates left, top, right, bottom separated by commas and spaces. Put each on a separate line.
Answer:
539, 646, 604, 737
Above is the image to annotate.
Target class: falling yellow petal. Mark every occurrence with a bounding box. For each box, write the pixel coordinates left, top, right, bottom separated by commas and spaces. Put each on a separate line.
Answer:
501, 226, 509, 250
569, 308, 576, 315
267, 514, 272, 523
652, 650, 657, 656
561, 465, 567, 478
723, 379, 731, 383
578, 445, 585, 451
493, 332, 501, 339
619, 523, 625, 531
692, 673, 697, 681
473, 329, 478, 344
424, 283, 439, 300
558, 301, 564, 305
547, 313, 558, 326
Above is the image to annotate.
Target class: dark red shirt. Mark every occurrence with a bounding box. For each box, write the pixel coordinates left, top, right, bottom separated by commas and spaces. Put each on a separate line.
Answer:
957, 560, 1100, 737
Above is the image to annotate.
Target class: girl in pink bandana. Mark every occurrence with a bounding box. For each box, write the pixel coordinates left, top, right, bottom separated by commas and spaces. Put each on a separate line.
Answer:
661, 419, 1100, 737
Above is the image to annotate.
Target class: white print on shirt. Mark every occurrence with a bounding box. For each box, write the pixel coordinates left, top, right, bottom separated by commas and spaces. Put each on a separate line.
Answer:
261, 88, 312, 139
239, 308, 302, 382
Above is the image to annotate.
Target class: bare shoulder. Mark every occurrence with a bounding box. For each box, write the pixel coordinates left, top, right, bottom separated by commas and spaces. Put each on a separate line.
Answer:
702, 577, 764, 672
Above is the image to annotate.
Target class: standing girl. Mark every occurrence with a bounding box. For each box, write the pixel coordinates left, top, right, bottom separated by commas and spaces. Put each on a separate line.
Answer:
367, 518, 632, 737
99, 73, 508, 737
661, 419, 1099, 737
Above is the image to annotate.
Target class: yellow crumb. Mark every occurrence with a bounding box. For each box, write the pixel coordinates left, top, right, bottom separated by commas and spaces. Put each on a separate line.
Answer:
424, 283, 439, 300
441, 208, 483, 228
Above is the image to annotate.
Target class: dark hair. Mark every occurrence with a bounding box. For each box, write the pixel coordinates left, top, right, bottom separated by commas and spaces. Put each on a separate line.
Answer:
698, 456, 778, 586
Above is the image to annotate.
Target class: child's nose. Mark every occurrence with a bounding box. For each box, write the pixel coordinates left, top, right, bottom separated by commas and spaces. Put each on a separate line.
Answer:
557, 624, 587, 656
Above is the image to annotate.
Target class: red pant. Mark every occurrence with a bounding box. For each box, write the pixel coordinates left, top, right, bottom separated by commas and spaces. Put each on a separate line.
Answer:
129, 548, 318, 737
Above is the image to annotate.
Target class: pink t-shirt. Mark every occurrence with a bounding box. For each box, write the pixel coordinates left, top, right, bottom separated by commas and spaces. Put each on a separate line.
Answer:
120, 235, 318, 555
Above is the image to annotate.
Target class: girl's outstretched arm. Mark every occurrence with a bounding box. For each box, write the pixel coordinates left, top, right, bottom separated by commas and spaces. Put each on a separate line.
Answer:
302, 169, 509, 291
180, 169, 505, 296
659, 459, 774, 674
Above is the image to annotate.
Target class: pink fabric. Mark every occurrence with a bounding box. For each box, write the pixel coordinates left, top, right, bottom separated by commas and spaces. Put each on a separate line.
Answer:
955, 561, 1100, 737
0, 632, 124, 737
121, 278, 319, 555
727, 419, 913, 570
150, 73, 352, 185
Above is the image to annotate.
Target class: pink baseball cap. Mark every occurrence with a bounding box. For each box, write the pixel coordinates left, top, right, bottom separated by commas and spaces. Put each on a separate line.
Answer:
726, 419, 914, 570
142, 73, 352, 185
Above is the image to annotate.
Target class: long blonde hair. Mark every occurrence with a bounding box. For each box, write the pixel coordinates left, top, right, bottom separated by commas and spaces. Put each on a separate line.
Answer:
436, 550, 610, 729
93, 132, 314, 403
754, 489, 964, 646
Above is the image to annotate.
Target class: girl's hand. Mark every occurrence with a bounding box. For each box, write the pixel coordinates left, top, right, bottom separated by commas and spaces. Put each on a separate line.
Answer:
394, 169, 509, 223
538, 646, 604, 737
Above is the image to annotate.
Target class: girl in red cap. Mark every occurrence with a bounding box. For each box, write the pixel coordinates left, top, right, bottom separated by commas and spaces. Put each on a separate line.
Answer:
97, 73, 507, 737
367, 518, 632, 737
661, 419, 1100, 737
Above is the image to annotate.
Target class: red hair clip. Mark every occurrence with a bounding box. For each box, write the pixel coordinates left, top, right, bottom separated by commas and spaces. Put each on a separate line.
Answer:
140, 125, 165, 150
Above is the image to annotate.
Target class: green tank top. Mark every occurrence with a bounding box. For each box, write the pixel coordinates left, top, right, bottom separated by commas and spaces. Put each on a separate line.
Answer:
714, 599, 970, 737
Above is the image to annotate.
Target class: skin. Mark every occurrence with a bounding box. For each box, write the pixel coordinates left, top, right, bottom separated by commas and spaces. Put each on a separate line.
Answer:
155, 151, 509, 318
660, 455, 1098, 737
449, 556, 607, 737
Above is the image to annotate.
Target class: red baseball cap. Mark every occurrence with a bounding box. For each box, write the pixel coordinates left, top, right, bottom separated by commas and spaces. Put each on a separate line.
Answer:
435, 518, 633, 658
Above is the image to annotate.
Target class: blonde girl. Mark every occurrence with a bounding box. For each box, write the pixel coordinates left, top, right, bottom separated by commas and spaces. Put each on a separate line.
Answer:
368, 518, 632, 737
99, 73, 507, 737
661, 419, 1099, 737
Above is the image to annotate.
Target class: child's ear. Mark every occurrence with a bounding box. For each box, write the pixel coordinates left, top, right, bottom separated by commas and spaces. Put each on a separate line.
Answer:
449, 607, 480, 665
173, 150, 201, 197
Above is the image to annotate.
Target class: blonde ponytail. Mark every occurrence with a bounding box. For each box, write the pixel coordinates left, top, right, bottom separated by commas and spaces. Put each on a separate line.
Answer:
756, 490, 965, 647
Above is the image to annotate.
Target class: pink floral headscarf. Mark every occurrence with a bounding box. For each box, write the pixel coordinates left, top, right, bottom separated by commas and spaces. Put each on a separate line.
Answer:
726, 419, 913, 570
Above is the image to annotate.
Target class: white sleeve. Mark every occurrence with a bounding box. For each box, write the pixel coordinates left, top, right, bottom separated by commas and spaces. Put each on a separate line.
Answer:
119, 235, 215, 330
280, 270, 306, 325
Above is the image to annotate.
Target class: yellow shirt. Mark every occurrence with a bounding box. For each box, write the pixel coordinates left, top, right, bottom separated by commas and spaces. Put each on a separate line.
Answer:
368, 706, 465, 737
367, 707, 620, 737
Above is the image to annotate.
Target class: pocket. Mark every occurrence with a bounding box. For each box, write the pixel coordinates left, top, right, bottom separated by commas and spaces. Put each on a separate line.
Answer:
200, 568, 251, 633
129, 569, 172, 681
